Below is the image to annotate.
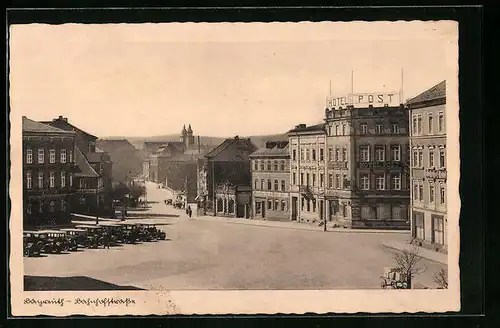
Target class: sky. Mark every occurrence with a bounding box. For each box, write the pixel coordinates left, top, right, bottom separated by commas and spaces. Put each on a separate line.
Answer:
9, 22, 458, 138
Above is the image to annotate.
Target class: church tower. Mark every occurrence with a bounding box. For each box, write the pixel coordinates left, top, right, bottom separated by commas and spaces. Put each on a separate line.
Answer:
180, 125, 187, 146
187, 124, 195, 149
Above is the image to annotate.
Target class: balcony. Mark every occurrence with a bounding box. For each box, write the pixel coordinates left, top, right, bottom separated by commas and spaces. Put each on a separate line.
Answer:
328, 162, 348, 170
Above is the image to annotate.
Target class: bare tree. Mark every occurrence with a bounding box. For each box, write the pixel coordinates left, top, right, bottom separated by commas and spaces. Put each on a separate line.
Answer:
393, 243, 425, 289
433, 268, 448, 289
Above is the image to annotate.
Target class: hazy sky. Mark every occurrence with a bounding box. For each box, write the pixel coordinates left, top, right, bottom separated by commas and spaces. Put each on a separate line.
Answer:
10, 22, 457, 138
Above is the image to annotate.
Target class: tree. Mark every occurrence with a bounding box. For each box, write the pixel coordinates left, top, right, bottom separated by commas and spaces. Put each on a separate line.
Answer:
433, 268, 448, 289
392, 243, 425, 289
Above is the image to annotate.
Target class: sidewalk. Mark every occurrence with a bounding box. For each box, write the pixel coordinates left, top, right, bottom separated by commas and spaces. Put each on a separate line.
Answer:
381, 239, 448, 265
194, 215, 410, 234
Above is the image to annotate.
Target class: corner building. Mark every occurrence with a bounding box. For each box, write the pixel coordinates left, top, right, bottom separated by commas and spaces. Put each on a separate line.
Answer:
407, 80, 447, 252
323, 101, 411, 229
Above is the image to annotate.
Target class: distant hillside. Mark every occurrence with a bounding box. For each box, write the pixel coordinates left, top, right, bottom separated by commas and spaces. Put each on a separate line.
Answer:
103, 133, 289, 150
96, 139, 144, 182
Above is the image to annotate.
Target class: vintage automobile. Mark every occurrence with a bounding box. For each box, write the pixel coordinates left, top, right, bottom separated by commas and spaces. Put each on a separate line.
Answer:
99, 222, 124, 244
25, 230, 63, 254
23, 232, 42, 257
116, 223, 139, 244
380, 267, 409, 289
60, 228, 88, 249
138, 224, 166, 241
74, 225, 104, 248
43, 230, 78, 252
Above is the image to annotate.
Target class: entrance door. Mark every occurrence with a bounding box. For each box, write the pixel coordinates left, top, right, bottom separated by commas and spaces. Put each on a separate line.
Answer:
319, 200, 324, 220
291, 197, 298, 220
261, 201, 266, 218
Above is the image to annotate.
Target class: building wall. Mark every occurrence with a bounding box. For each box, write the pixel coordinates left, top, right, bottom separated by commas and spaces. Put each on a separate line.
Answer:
409, 102, 447, 250
22, 133, 77, 226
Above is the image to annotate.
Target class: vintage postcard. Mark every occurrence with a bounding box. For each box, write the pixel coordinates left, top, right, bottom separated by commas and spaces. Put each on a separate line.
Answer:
9, 20, 460, 316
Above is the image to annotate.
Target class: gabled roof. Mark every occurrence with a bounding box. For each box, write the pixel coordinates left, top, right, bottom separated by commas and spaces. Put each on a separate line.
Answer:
41, 116, 98, 139
287, 123, 325, 134
406, 80, 446, 106
205, 137, 258, 159
74, 147, 99, 178
22, 117, 76, 135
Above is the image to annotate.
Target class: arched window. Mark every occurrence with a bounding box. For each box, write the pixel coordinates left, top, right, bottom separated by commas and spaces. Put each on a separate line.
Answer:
267, 161, 272, 170
273, 161, 278, 171
274, 180, 279, 191
267, 179, 272, 190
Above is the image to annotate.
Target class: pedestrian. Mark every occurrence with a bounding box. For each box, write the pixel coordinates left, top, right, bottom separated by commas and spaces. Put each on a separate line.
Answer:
188, 206, 192, 218
102, 232, 110, 249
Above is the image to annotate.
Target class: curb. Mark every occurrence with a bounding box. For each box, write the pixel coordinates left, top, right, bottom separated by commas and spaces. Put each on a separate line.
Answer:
381, 242, 447, 265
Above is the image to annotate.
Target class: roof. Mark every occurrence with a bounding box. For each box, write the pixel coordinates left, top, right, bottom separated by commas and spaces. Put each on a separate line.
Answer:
205, 137, 257, 159
166, 153, 200, 162
41, 116, 98, 139
287, 123, 326, 134
86, 151, 111, 164
22, 117, 76, 135
250, 143, 290, 158
74, 147, 99, 178
406, 80, 446, 106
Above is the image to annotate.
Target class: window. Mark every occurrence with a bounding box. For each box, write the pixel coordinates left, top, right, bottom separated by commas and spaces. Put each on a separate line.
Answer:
342, 125, 346, 135
392, 174, 401, 190
292, 173, 296, 185
418, 149, 423, 167
439, 149, 446, 168
417, 115, 423, 134
254, 179, 258, 189
268, 200, 272, 210
49, 172, 55, 188
280, 161, 285, 171
260, 161, 264, 170
413, 181, 418, 200
429, 185, 435, 203
376, 174, 385, 190
27, 203, 32, 215
306, 173, 310, 186
37, 172, 43, 188
375, 146, 385, 162
267, 161, 272, 170
343, 174, 348, 189
312, 149, 316, 161
335, 148, 339, 161
79, 178, 85, 189
312, 199, 316, 212
254, 160, 258, 170
60, 149, 66, 163
274, 180, 279, 191
300, 173, 304, 185
432, 215, 444, 245
61, 172, 66, 188
261, 179, 265, 190
335, 174, 341, 189
49, 149, 56, 163
61, 199, 67, 212
69, 149, 73, 163
307, 199, 311, 212
342, 147, 347, 162
281, 180, 286, 191
412, 116, 418, 135
37, 148, 44, 164
69, 174, 73, 187
268, 179, 272, 190
412, 150, 418, 167
391, 145, 401, 161
275, 200, 279, 211
392, 123, 400, 134
360, 146, 370, 162
270, 161, 276, 171
255, 202, 261, 215
429, 148, 435, 167
306, 149, 310, 161
300, 149, 304, 161
281, 200, 286, 211
26, 149, 33, 164
440, 185, 446, 204
335, 125, 339, 135
438, 112, 444, 132
415, 212, 425, 240
301, 197, 305, 210
310, 173, 315, 186
361, 174, 370, 190
419, 183, 424, 201
320, 173, 324, 188
320, 148, 324, 161
328, 125, 332, 136
292, 149, 297, 161
328, 148, 333, 161
360, 124, 368, 134
26, 172, 32, 189
428, 113, 434, 134
49, 201, 55, 213
375, 124, 383, 134
328, 174, 333, 188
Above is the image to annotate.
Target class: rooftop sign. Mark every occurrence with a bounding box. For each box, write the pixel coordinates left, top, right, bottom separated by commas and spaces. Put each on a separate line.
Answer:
326, 92, 401, 109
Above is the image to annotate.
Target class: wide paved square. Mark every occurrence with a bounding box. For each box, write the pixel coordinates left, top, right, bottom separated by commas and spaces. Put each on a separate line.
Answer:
24, 216, 446, 290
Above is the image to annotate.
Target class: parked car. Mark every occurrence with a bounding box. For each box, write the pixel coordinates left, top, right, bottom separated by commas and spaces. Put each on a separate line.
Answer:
99, 222, 124, 244
60, 228, 88, 249
74, 225, 104, 248
115, 223, 139, 244
138, 224, 166, 241
43, 230, 78, 252
22, 232, 42, 257
27, 230, 63, 254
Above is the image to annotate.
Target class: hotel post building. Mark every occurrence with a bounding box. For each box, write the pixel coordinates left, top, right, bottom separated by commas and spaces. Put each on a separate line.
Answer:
323, 92, 411, 229
407, 81, 447, 252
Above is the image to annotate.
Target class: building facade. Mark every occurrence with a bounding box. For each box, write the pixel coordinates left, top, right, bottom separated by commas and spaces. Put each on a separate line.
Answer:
323, 103, 411, 229
22, 117, 77, 227
407, 81, 447, 252
250, 141, 290, 221
288, 124, 327, 223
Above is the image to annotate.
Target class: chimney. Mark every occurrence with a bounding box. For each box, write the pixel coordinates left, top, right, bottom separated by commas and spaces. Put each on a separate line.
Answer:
235, 135, 239, 140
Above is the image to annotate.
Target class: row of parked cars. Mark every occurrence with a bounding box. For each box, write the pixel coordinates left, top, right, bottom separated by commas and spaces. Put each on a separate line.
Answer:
23, 222, 167, 257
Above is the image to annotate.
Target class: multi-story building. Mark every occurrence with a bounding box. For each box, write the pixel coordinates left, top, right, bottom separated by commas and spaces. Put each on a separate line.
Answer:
407, 80, 447, 252
22, 117, 77, 227
250, 141, 290, 221
287, 124, 327, 223
323, 95, 411, 229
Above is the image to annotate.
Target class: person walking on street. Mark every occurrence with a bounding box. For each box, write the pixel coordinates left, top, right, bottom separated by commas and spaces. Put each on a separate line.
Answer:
188, 206, 192, 218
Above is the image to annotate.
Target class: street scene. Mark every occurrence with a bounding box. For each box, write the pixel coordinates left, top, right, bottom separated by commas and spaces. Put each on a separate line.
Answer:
14, 22, 453, 293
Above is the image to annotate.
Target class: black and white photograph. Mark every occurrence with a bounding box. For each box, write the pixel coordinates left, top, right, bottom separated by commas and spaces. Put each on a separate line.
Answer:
9, 20, 460, 315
